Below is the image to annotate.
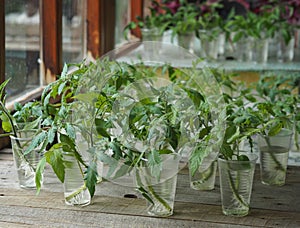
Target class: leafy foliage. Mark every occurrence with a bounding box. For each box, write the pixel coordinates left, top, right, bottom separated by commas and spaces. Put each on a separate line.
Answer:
219, 71, 299, 160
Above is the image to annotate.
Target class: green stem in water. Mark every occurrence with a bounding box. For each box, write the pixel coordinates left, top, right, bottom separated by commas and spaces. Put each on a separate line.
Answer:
64, 157, 89, 202
136, 169, 172, 213
65, 183, 87, 202
226, 166, 248, 208
264, 136, 285, 172
147, 184, 172, 213
0, 101, 36, 172
201, 161, 216, 182
294, 130, 299, 151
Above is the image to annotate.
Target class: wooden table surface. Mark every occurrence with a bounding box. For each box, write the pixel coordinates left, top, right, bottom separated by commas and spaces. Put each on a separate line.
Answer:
1, 148, 300, 228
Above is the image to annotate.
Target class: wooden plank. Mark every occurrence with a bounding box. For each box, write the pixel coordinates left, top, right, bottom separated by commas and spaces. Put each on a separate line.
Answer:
86, 0, 116, 59
41, 0, 62, 84
0, 205, 238, 228
100, 0, 116, 55
86, 0, 101, 59
176, 166, 300, 213
1, 151, 300, 226
0, 188, 300, 227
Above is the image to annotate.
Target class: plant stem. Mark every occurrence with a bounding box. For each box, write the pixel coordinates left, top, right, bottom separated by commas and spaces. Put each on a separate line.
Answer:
226, 166, 248, 208
1, 101, 28, 149
65, 183, 87, 201
294, 130, 299, 151
0, 101, 19, 144
136, 169, 172, 213
147, 184, 172, 212
196, 160, 215, 182
0, 101, 37, 172
264, 136, 285, 172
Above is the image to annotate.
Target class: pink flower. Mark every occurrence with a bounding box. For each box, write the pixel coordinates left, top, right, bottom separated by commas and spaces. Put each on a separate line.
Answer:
164, 0, 181, 14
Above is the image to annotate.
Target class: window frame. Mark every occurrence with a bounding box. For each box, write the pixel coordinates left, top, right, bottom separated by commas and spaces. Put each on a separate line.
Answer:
0, 0, 143, 148
1, 0, 144, 110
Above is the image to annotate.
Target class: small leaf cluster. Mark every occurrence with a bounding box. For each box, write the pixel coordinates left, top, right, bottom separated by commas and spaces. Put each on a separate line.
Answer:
123, 0, 171, 39
228, 1, 299, 44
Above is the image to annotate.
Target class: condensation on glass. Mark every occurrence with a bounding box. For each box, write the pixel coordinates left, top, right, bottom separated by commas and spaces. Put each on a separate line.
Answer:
62, 0, 85, 63
5, 0, 41, 99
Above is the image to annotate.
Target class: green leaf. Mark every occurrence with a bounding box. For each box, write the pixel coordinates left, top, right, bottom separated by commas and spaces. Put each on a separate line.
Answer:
113, 164, 132, 179
60, 134, 86, 167
238, 155, 249, 161
74, 92, 100, 106
148, 149, 161, 166
0, 113, 12, 132
24, 131, 47, 155
189, 144, 206, 176
58, 81, 67, 95
23, 117, 42, 130
268, 121, 283, 136
148, 149, 162, 179
47, 127, 57, 144
66, 123, 76, 139
116, 76, 123, 90
60, 63, 68, 79
60, 133, 75, 150
97, 151, 113, 164
219, 143, 233, 160
96, 151, 118, 178
109, 141, 122, 160
0, 79, 10, 98
35, 156, 46, 194
227, 126, 240, 144
84, 161, 98, 198
95, 118, 111, 138
157, 149, 173, 154
45, 145, 65, 183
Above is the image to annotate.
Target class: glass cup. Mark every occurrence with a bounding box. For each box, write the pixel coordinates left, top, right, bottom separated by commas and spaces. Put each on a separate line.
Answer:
141, 27, 164, 57
218, 153, 258, 217
136, 153, 181, 217
258, 129, 293, 186
189, 153, 218, 190
63, 151, 91, 206
10, 130, 43, 189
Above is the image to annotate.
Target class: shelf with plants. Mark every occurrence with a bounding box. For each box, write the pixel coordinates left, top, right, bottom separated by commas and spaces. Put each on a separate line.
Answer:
124, 0, 300, 73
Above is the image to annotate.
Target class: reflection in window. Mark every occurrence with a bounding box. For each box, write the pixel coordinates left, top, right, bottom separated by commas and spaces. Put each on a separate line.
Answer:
5, 0, 40, 99
62, 0, 84, 63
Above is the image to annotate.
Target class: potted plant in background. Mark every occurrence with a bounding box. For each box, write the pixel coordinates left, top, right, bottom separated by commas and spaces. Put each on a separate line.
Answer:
253, 0, 300, 62
169, 1, 199, 51
228, 9, 275, 63
0, 79, 44, 189
123, 0, 170, 42
195, 0, 224, 61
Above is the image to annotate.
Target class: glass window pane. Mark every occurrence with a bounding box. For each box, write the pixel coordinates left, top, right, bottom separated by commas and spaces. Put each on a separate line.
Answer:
5, 0, 41, 100
115, 0, 129, 46
62, 0, 84, 63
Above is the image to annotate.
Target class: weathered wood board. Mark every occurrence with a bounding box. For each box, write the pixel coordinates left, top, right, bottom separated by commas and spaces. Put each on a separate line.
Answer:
1, 150, 300, 227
